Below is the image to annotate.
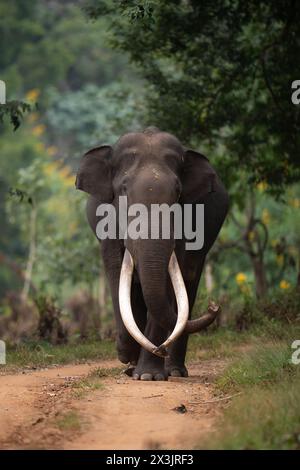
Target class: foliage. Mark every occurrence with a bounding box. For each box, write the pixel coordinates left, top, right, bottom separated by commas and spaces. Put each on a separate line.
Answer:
4, 337, 115, 372
85, 0, 300, 192
35, 294, 67, 344
45, 82, 145, 159
217, 341, 295, 391
0, 0, 131, 94
0, 0, 300, 342
56, 410, 82, 431
0, 101, 31, 130
206, 339, 300, 449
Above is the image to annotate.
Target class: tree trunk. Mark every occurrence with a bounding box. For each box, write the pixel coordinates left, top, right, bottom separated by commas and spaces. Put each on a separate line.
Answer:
251, 255, 268, 298
204, 262, 214, 294
21, 205, 37, 302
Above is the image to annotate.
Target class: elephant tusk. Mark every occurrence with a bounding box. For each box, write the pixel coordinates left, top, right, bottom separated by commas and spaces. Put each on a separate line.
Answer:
153, 251, 189, 355
118, 249, 168, 358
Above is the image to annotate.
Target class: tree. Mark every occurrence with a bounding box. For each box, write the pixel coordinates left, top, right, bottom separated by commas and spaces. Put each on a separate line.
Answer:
0, 0, 133, 95
0, 101, 31, 130
84, 0, 300, 191
84, 0, 300, 297
45, 82, 145, 160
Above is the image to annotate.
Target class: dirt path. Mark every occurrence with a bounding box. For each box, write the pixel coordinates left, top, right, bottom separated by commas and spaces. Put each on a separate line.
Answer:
0, 359, 226, 450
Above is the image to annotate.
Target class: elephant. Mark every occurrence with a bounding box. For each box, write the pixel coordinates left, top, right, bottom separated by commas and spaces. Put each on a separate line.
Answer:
76, 127, 229, 381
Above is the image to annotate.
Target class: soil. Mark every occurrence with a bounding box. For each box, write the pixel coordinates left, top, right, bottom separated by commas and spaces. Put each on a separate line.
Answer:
0, 359, 227, 450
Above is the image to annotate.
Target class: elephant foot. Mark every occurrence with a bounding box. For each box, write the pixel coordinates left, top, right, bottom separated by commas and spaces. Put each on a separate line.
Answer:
117, 336, 140, 365
132, 369, 167, 381
166, 363, 188, 378
118, 350, 138, 365
132, 355, 167, 381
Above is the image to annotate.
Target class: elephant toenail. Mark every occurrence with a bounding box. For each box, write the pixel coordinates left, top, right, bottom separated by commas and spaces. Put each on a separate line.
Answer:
132, 373, 140, 380
140, 373, 153, 381
154, 374, 165, 381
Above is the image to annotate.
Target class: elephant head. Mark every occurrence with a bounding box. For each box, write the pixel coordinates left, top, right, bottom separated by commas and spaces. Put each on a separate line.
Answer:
76, 127, 220, 356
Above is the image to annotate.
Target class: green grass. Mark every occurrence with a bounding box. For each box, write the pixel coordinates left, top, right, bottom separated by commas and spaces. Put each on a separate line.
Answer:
1, 338, 116, 372
2, 317, 299, 373
217, 341, 295, 392
56, 410, 82, 432
187, 328, 248, 361
201, 338, 300, 450
91, 366, 124, 377
188, 320, 300, 362
70, 366, 123, 398
71, 376, 104, 399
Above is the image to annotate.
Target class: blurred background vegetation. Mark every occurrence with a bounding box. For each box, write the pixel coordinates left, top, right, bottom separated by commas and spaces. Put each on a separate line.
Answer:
0, 0, 299, 346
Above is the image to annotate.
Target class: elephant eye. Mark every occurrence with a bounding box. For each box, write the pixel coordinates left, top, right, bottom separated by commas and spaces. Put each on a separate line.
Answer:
164, 152, 181, 169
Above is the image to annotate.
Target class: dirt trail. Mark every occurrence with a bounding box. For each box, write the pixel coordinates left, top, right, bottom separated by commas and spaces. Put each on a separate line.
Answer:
0, 359, 226, 450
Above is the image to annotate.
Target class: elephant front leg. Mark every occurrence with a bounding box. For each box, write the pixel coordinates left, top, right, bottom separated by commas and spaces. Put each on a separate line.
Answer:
164, 277, 198, 378
133, 318, 168, 381
165, 333, 189, 377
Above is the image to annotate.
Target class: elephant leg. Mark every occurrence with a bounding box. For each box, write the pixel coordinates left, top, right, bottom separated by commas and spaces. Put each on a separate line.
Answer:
133, 317, 168, 381
165, 333, 189, 377
166, 259, 206, 377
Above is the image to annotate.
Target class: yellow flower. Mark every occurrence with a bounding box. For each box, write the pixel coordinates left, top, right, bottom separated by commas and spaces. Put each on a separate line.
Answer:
26, 89, 40, 102
288, 246, 297, 257
63, 175, 75, 187
59, 165, 71, 178
240, 284, 251, 295
290, 198, 300, 209
262, 208, 270, 225
280, 280, 290, 290
46, 198, 69, 217
28, 112, 39, 123
236, 272, 247, 285
276, 254, 284, 266
43, 161, 60, 176
69, 221, 78, 234
46, 146, 58, 156
35, 142, 45, 152
256, 181, 268, 192
248, 231, 255, 242
58, 165, 74, 187
32, 124, 46, 136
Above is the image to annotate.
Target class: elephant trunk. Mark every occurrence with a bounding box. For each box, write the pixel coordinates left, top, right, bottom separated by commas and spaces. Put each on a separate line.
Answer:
118, 248, 167, 357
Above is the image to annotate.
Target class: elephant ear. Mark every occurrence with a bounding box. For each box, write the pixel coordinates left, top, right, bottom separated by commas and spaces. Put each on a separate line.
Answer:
75, 145, 113, 202
181, 149, 217, 203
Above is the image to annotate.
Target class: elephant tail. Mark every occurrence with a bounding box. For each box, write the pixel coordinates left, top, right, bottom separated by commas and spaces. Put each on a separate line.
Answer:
184, 300, 220, 334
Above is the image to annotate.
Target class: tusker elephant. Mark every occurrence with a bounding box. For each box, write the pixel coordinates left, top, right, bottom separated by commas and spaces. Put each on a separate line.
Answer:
76, 127, 229, 380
